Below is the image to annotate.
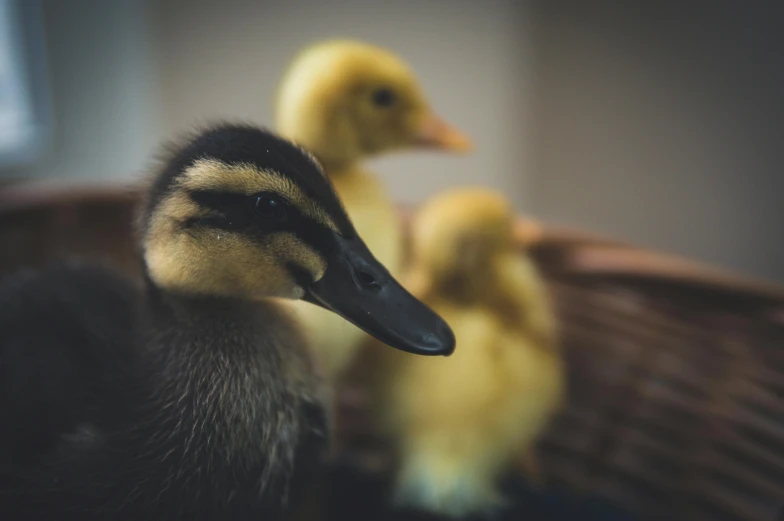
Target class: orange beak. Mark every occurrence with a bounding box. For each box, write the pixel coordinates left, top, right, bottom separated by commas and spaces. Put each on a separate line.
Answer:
412, 112, 473, 153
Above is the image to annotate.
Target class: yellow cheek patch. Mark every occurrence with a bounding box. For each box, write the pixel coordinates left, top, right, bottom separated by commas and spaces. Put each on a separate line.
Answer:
142, 158, 338, 299
179, 159, 339, 233
146, 229, 303, 299
144, 190, 328, 299
269, 232, 327, 282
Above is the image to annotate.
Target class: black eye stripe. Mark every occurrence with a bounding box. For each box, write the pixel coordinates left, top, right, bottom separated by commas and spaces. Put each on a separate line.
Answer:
187, 190, 250, 213
144, 124, 356, 240
184, 189, 339, 255
286, 262, 316, 288
253, 193, 289, 222
182, 190, 251, 230
288, 218, 336, 256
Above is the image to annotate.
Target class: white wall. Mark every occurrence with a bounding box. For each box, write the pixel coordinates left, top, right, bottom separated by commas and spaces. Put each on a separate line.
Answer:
151, 0, 534, 209
531, 2, 784, 282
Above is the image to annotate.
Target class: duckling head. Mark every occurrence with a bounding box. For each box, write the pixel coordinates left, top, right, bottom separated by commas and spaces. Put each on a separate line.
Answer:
140, 123, 454, 356
276, 39, 472, 169
410, 187, 515, 290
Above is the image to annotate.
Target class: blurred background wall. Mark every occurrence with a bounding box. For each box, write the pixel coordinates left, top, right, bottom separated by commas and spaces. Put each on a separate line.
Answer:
153, 0, 533, 211
1, 0, 783, 283
531, 1, 784, 289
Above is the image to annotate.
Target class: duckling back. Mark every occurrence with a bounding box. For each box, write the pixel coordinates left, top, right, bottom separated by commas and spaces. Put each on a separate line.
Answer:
370, 187, 566, 518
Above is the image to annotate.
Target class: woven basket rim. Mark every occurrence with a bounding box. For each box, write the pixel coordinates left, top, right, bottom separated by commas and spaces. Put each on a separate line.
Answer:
0, 179, 141, 213
4, 180, 783, 306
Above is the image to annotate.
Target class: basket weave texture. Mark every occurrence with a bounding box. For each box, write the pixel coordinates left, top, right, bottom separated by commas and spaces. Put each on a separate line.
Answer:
1, 182, 783, 521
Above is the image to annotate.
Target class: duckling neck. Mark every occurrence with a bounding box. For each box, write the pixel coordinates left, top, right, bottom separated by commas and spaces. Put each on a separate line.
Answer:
123, 285, 327, 514
142, 287, 325, 454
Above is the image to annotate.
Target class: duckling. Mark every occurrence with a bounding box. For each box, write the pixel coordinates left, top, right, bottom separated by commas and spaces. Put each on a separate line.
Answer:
0, 123, 454, 521
276, 39, 472, 378
370, 187, 565, 519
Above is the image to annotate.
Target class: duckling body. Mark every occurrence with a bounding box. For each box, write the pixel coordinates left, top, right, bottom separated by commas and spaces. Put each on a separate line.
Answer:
329, 166, 403, 277
0, 124, 453, 521
371, 188, 565, 518
1, 264, 325, 521
276, 40, 470, 378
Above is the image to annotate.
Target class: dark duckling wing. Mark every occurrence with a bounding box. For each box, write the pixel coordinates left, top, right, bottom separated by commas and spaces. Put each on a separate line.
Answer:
0, 261, 139, 468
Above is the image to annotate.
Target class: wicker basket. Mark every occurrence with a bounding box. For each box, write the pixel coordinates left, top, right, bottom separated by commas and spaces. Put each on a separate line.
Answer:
0, 181, 141, 278
518, 231, 784, 521
1, 181, 783, 521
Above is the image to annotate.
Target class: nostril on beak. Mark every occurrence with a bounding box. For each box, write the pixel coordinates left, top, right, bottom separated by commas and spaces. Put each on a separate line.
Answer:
355, 269, 381, 291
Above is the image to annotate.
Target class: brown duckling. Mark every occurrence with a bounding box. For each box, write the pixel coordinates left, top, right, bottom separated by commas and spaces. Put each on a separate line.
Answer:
0, 124, 454, 521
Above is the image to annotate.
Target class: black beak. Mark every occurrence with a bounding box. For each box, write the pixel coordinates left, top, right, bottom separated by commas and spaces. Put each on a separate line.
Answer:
302, 233, 455, 356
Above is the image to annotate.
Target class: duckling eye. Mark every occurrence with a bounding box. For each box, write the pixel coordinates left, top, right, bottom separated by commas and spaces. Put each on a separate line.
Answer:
371, 88, 396, 108
254, 194, 287, 222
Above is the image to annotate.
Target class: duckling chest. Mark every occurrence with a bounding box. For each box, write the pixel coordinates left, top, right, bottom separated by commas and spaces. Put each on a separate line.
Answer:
133, 365, 328, 519
135, 311, 330, 516
330, 168, 402, 275
159, 350, 326, 466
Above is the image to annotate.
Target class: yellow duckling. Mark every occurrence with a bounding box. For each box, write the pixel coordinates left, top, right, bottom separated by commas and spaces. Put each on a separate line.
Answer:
275, 39, 472, 378
370, 187, 566, 518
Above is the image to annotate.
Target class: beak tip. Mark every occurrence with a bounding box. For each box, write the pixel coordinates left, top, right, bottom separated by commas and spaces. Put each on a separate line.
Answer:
418, 319, 456, 357
454, 139, 473, 154
415, 113, 473, 154
440, 344, 456, 357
